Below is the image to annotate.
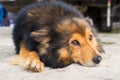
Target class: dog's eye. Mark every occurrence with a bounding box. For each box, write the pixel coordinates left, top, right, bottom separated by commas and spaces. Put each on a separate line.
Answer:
71, 40, 80, 46
89, 35, 93, 41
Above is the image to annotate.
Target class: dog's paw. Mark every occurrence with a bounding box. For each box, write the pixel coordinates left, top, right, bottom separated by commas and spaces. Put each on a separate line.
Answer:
25, 57, 44, 72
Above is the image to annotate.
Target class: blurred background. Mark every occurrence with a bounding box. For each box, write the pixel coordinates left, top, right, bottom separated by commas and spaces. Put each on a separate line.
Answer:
0, 0, 120, 32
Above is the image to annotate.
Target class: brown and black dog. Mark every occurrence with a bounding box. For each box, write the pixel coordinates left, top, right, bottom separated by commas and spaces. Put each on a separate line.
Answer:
11, 1, 104, 72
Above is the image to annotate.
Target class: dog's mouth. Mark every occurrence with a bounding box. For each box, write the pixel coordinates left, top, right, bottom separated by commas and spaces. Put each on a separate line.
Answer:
75, 55, 102, 67
76, 61, 99, 67
84, 62, 97, 67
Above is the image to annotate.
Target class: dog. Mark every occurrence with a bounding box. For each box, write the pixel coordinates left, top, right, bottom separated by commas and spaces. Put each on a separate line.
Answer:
11, 1, 104, 72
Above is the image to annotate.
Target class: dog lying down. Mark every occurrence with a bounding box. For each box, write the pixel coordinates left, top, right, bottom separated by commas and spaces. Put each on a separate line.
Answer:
10, 1, 104, 72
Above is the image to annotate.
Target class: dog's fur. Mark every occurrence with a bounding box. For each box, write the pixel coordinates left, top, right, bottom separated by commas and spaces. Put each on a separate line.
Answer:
12, 1, 104, 72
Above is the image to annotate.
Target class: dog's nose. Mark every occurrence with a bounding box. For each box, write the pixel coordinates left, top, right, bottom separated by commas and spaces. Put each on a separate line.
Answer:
93, 55, 102, 64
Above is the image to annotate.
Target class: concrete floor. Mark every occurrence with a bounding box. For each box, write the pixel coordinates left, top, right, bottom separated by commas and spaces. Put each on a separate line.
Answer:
0, 27, 120, 80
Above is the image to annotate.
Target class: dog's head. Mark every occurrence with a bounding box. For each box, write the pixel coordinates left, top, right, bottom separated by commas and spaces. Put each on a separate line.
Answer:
31, 17, 104, 68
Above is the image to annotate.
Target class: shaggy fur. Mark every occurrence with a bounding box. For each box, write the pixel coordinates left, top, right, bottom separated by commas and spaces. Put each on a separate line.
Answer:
12, 1, 104, 72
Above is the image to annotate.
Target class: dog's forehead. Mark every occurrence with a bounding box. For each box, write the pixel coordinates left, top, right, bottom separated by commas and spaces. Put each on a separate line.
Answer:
56, 17, 92, 36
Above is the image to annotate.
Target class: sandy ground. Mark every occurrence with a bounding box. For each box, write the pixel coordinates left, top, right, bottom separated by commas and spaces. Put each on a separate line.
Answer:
0, 27, 120, 80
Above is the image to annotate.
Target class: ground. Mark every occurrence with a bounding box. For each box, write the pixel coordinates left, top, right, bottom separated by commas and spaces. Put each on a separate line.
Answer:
0, 27, 120, 80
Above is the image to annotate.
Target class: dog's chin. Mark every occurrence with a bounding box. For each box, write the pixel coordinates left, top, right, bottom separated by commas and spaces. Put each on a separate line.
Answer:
84, 62, 97, 67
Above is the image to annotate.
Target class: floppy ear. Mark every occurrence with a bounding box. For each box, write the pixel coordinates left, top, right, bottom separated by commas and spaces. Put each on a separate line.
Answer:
84, 17, 94, 26
31, 29, 50, 43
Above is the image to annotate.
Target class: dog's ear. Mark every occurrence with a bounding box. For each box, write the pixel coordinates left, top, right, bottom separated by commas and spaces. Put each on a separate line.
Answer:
31, 29, 50, 43
84, 17, 94, 26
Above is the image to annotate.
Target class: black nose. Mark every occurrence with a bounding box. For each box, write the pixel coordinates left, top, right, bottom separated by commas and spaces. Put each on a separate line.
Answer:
93, 56, 102, 64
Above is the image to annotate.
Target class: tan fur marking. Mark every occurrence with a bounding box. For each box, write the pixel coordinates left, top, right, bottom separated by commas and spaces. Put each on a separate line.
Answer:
58, 48, 69, 60
69, 33, 85, 65
31, 29, 48, 36
19, 42, 29, 58
10, 42, 44, 72
27, 10, 36, 17
31, 29, 50, 43
58, 48, 70, 65
85, 29, 101, 56
27, 12, 33, 17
